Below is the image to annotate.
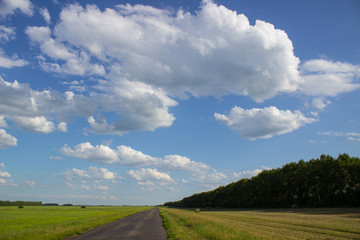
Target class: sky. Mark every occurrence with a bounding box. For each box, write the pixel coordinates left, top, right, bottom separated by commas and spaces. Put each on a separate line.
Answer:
0, 0, 359, 206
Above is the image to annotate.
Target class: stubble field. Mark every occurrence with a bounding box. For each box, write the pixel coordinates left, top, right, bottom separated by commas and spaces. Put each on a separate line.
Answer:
159, 207, 360, 240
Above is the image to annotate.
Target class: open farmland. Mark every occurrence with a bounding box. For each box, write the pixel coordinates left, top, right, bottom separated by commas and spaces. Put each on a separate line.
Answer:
159, 207, 360, 240
0, 205, 152, 240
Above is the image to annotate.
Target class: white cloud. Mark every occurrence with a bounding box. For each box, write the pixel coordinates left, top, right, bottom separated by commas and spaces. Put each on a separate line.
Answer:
215, 106, 316, 140
162, 155, 210, 172
24, 180, 36, 187
312, 98, 331, 110
0, 49, 28, 68
0, 170, 11, 178
0, 129, 17, 149
0, 76, 176, 135
57, 122, 67, 132
231, 168, 265, 179
65, 168, 90, 182
319, 131, 360, 142
347, 137, 360, 142
45, 1, 300, 102
0, 165, 13, 186
3, 1, 358, 140
300, 59, 360, 97
64, 167, 117, 184
60, 142, 210, 173
0, 0, 33, 18
128, 168, 173, 184
88, 167, 116, 180
39, 8, 51, 24
0, 115, 7, 127
61, 142, 119, 164
49, 156, 62, 160
26, 26, 105, 76
94, 185, 111, 191
13, 116, 55, 133
86, 79, 177, 135
0, 25, 15, 42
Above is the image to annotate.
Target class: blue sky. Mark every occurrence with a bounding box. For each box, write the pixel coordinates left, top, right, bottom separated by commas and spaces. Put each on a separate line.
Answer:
0, 0, 359, 205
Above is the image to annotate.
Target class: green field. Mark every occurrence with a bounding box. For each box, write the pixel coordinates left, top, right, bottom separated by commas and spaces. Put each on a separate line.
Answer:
159, 207, 360, 240
0, 205, 152, 240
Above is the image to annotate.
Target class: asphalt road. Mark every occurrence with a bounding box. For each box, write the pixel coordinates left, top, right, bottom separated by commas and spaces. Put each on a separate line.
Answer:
65, 207, 167, 240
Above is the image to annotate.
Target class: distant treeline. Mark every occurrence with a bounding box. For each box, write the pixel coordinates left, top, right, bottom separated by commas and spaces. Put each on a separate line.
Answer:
0, 201, 43, 206
165, 154, 360, 208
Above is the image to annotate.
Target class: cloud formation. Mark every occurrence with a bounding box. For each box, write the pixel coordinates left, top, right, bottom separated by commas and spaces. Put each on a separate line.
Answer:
300, 59, 360, 97
0, 0, 33, 18
0, 49, 28, 68
1, 1, 359, 139
128, 168, 173, 185
60, 142, 210, 172
318, 131, 360, 142
0, 163, 17, 186
64, 166, 118, 190
0, 129, 17, 149
215, 106, 316, 140
0, 76, 176, 135
50, 1, 300, 102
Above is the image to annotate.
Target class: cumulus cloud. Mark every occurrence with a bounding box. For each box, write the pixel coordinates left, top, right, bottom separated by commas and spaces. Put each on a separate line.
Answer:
215, 106, 316, 140
3, 1, 359, 139
0, 164, 17, 186
86, 79, 177, 134
61, 142, 118, 164
88, 167, 116, 180
311, 98, 331, 110
57, 122, 67, 132
300, 59, 360, 97
26, 26, 105, 76
60, 142, 210, 172
128, 168, 173, 186
0, 49, 28, 68
0, 0, 33, 18
13, 116, 56, 133
0, 129, 17, 149
0, 169, 11, 178
64, 166, 117, 190
39, 8, 51, 24
51, 1, 300, 102
0, 76, 176, 135
0, 25, 28, 68
0, 115, 7, 127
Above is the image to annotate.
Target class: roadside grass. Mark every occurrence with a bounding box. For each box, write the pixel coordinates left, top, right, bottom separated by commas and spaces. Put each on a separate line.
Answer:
0, 205, 152, 240
159, 207, 360, 240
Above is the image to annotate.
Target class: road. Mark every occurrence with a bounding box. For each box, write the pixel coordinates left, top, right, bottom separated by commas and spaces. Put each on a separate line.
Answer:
65, 207, 167, 240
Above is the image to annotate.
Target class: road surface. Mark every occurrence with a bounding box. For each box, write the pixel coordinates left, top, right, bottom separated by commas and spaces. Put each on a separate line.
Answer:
65, 207, 167, 240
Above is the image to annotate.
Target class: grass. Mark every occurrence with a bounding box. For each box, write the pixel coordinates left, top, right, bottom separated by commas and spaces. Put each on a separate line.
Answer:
159, 207, 360, 240
0, 205, 152, 240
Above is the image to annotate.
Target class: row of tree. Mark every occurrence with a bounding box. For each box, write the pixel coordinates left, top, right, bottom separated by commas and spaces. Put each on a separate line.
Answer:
164, 154, 360, 208
0, 201, 43, 206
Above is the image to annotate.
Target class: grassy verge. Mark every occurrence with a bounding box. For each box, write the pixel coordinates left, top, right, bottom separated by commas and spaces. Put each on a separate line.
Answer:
159, 207, 360, 240
0, 205, 152, 240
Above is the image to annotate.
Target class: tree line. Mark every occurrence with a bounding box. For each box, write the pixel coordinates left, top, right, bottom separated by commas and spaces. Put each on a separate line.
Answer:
0, 201, 43, 206
164, 154, 360, 208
